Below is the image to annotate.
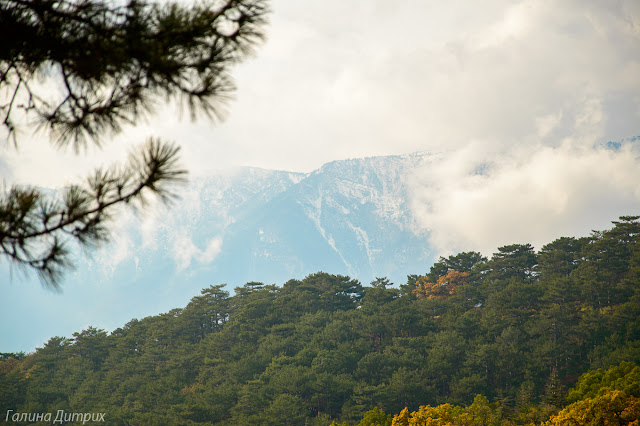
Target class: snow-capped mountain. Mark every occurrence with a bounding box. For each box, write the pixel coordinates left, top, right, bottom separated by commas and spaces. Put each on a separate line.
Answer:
5, 138, 640, 353
3, 153, 438, 353
118, 153, 435, 290
208, 153, 435, 286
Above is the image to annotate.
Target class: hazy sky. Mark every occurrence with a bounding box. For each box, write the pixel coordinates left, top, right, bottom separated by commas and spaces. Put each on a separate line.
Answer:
2, 0, 640, 351
4, 0, 639, 183
3, 0, 640, 255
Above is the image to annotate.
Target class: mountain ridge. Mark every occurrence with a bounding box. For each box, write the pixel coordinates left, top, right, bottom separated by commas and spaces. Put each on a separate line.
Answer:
160, 152, 435, 287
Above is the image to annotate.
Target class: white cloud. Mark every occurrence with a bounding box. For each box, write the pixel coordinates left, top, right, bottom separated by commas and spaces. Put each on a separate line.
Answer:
3, 1, 639, 180
172, 234, 199, 271
87, 206, 137, 277
172, 234, 223, 271
472, 0, 541, 49
201, 237, 223, 264
386, 0, 640, 257
409, 142, 640, 256
2, 0, 640, 260
535, 112, 563, 139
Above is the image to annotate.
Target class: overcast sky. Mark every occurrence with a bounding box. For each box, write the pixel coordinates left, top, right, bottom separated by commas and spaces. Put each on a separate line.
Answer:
3, 0, 640, 269
2, 0, 640, 353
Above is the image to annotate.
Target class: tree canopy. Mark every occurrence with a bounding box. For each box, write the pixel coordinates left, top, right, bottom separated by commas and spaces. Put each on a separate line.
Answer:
1, 217, 639, 424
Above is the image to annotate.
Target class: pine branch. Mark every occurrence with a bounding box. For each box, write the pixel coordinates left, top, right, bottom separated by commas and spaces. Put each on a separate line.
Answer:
0, 0, 269, 289
0, 0, 269, 149
0, 138, 187, 289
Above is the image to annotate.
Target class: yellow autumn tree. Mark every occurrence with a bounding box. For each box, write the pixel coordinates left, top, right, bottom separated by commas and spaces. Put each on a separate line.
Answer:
391, 405, 457, 426
544, 389, 640, 425
413, 271, 470, 300
391, 395, 499, 425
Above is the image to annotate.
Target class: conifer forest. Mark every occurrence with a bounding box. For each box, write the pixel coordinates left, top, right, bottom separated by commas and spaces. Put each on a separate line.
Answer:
2, 217, 640, 424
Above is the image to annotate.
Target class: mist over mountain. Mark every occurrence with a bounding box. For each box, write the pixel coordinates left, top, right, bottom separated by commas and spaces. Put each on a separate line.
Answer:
1, 153, 438, 352
112, 152, 436, 289
102, 136, 640, 291
4, 138, 640, 354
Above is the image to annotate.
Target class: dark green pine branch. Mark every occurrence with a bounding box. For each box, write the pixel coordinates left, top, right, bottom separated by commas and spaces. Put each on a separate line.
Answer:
0, 138, 187, 289
0, 0, 269, 149
0, 0, 269, 288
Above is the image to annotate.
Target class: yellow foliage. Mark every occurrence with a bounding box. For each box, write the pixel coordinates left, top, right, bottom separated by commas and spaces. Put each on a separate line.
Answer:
413, 271, 470, 300
180, 383, 200, 396
544, 389, 640, 425
390, 395, 502, 425
392, 407, 411, 426
0, 357, 20, 374
25, 364, 37, 379
391, 403, 462, 425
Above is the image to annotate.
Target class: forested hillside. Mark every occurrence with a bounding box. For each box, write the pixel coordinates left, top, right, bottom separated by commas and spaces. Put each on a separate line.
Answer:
2, 217, 640, 425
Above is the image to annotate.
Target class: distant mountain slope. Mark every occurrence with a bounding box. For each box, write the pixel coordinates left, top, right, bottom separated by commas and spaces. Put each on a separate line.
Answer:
4, 139, 640, 354
1, 153, 438, 353
132, 153, 436, 288
208, 153, 434, 285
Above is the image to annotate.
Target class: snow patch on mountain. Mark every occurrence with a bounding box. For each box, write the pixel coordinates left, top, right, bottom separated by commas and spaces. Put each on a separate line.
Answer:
13, 153, 435, 294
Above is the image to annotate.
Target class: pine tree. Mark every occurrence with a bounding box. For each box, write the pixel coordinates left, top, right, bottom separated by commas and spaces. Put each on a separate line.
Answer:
0, 0, 269, 288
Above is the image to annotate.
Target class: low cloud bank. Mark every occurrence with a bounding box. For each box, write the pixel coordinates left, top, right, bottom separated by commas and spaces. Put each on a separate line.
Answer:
409, 141, 640, 257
